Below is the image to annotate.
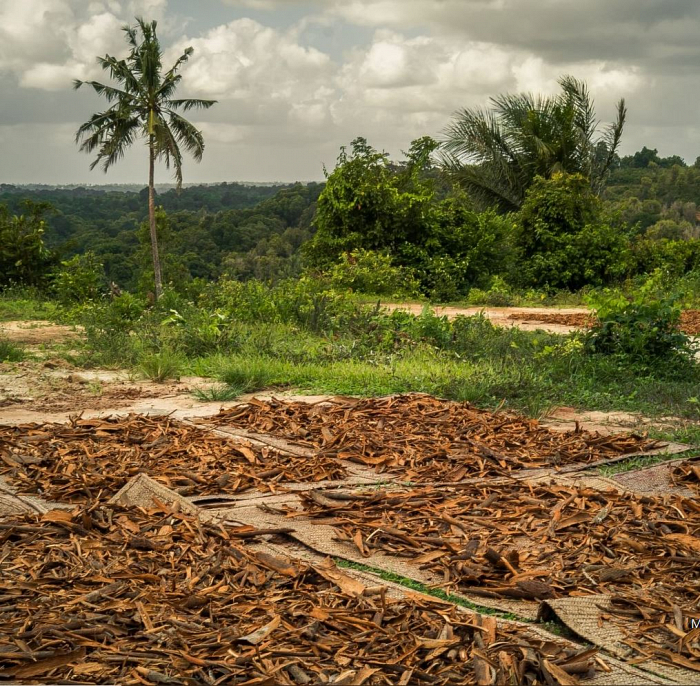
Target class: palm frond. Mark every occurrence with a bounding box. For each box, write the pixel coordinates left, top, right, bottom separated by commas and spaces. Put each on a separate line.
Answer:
73, 80, 133, 104
75, 17, 214, 183
167, 98, 217, 112
153, 119, 184, 186
166, 110, 205, 162
441, 75, 627, 209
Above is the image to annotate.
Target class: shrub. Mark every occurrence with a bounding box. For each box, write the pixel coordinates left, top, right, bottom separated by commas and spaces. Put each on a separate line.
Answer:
0, 201, 55, 288
584, 287, 696, 368
52, 252, 106, 305
328, 249, 421, 298
516, 173, 630, 290
139, 349, 183, 382
630, 237, 700, 278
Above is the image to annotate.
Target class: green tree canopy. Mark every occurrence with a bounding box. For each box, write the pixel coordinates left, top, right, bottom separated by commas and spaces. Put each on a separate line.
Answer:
305, 137, 512, 299
0, 201, 55, 288
515, 173, 629, 290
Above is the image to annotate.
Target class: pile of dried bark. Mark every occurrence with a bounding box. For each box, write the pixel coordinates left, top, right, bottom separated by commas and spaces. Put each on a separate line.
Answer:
507, 312, 594, 328
212, 395, 659, 480
0, 415, 346, 503
682, 310, 700, 335
672, 460, 700, 495
295, 482, 700, 672
0, 505, 600, 684
507, 309, 700, 335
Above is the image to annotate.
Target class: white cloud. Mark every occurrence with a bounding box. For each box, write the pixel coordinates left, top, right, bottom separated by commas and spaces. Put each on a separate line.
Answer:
0, 0, 167, 90
0, 0, 690, 183
171, 18, 332, 100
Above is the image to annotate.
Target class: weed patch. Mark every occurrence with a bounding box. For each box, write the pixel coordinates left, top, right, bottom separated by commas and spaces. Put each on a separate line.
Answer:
138, 350, 183, 382
0, 338, 25, 362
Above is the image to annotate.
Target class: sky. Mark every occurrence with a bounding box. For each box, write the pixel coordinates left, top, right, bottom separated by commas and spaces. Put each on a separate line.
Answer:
1, 0, 699, 185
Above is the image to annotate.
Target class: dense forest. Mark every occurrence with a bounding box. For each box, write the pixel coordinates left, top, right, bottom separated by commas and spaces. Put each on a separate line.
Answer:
2, 75, 700, 301
0, 182, 322, 290
2, 144, 699, 299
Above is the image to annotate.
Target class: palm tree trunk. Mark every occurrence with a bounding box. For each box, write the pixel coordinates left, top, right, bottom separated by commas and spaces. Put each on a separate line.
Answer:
148, 138, 163, 300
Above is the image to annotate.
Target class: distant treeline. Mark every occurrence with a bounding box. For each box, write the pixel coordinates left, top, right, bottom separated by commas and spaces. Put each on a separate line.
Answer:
0, 182, 323, 289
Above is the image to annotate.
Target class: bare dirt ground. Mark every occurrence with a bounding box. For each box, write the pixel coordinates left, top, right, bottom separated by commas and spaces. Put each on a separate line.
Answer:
0, 320, 81, 345
542, 405, 684, 434
384, 303, 589, 333
0, 359, 224, 423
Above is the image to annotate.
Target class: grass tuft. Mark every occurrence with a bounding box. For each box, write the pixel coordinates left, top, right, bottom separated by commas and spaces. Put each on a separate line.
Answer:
138, 350, 183, 383
192, 384, 243, 402
0, 338, 25, 362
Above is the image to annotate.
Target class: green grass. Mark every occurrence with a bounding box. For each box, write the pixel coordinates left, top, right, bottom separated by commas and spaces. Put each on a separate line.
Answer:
0, 338, 25, 362
205, 345, 700, 438
192, 384, 243, 402
138, 350, 183, 382
334, 558, 522, 622
0, 290, 59, 322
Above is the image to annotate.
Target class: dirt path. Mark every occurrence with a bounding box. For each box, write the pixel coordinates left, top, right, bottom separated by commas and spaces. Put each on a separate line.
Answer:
383, 303, 589, 333
0, 320, 80, 345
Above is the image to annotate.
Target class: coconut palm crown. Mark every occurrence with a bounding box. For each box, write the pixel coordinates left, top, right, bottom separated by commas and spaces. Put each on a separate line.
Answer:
74, 17, 216, 299
441, 76, 626, 213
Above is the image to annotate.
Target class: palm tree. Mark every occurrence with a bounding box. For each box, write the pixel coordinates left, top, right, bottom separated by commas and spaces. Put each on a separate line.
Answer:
441, 76, 626, 212
74, 18, 216, 299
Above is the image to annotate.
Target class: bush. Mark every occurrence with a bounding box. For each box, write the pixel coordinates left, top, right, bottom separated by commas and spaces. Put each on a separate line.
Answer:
52, 252, 106, 305
630, 237, 700, 278
138, 349, 183, 382
0, 201, 55, 289
584, 287, 696, 369
516, 174, 630, 290
328, 249, 421, 298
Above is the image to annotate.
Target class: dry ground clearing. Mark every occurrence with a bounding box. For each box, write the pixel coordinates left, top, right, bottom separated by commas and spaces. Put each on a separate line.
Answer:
0, 392, 698, 684
384, 305, 700, 336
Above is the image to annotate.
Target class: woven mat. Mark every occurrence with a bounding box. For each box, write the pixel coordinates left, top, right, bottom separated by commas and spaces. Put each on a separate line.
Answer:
109, 472, 206, 517
110, 475, 676, 684
0, 475, 72, 516
541, 595, 700, 684
611, 456, 699, 498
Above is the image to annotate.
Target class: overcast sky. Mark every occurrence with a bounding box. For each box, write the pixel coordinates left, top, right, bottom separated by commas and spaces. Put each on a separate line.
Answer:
1, 0, 698, 185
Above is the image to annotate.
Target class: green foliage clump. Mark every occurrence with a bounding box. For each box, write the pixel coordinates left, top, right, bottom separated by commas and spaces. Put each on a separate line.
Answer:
0, 202, 55, 289
52, 252, 106, 305
0, 339, 25, 363
138, 349, 183, 382
306, 137, 436, 269
584, 284, 696, 369
328, 250, 421, 298
630, 237, 700, 278
307, 137, 513, 299
516, 173, 629, 290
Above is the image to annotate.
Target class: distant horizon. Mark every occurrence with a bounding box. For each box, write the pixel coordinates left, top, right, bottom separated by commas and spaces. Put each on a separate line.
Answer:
0, 180, 319, 191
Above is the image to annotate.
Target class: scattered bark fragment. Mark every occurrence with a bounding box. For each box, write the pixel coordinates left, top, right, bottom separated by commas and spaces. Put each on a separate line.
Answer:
672, 461, 700, 495
0, 414, 346, 503
0, 505, 599, 684
210, 394, 660, 481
